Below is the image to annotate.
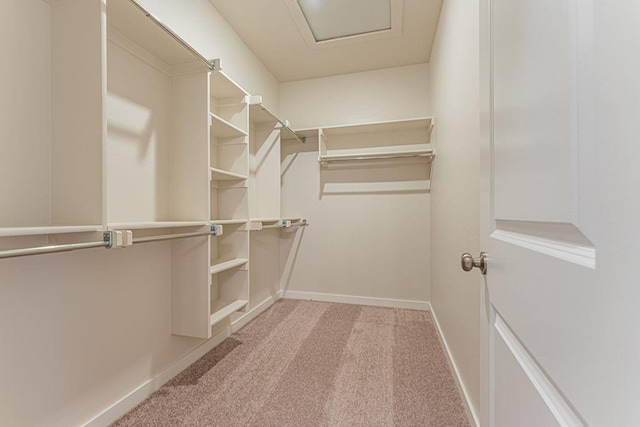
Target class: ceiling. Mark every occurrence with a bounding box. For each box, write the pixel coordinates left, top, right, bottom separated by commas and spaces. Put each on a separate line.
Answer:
208, 0, 443, 82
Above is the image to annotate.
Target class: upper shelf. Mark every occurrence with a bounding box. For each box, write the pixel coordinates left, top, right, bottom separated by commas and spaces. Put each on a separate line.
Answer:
108, 221, 208, 230
0, 225, 104, 238
321, 117, 433, 136
307, 117, 435, 167
107, 0, 211, 73
210, 60, 248, 99
210, 113, 248, 138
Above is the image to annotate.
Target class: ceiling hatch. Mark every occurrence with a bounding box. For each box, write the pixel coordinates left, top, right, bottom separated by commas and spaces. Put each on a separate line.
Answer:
285, 0, 404, 49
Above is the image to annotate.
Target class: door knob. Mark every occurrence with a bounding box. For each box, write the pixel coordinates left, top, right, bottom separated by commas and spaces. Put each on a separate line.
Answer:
461, 252, 487, 275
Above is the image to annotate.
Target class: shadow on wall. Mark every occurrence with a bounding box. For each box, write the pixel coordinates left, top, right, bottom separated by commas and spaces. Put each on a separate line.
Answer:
280, 226, 307, 294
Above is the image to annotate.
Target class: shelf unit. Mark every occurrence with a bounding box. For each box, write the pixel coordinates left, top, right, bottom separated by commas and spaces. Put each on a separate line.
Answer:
317, 118, 435, 166
105, 0, 213, 339
106, 0, 210, 226
209, 62, 251, 327
2, 0, 308, 340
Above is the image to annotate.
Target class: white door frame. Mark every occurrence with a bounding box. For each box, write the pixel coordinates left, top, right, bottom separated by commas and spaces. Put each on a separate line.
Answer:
479, 0, 493, 424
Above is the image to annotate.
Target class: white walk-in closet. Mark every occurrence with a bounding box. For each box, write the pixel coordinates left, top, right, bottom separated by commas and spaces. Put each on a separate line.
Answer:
3, 0, 639, 425
1, 2, 440, 424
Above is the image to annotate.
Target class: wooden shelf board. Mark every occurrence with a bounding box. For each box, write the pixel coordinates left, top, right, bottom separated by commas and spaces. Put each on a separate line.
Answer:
210, 113, 247, 138
210, 258, 248, 275
211, 70, 248, 99
210, 167, 248, 181
210, 219, 248, 225
250, 217, 280, 223
0, 225, 104, 238
210, 299, 248, 326
322, 117, 433, 136
107, 0, 206, 69
108, 221, 208, 230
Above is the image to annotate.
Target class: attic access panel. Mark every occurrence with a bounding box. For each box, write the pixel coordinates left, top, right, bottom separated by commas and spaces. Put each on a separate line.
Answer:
286, 0, 403, 49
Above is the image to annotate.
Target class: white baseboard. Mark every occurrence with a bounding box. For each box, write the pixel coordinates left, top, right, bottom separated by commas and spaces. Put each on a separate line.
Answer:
429, 303, 480, 427
281, 290, 429, 311
83, 294, 279, 427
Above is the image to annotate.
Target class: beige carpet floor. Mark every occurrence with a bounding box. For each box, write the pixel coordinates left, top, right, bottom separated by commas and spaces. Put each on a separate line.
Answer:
115, 299, 470, 426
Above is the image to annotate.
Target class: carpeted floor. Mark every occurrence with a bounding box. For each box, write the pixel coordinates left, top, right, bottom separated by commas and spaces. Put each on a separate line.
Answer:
115, 299, 470, 426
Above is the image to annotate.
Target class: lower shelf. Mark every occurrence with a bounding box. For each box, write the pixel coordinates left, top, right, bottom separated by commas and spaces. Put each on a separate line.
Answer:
210, 299, 248, 326
0, 225, 104, 237
210, 258, 248, 275
108, 221, 208, 230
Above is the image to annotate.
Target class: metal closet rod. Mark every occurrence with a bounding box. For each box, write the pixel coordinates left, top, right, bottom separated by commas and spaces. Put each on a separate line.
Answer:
133, 226, 220, 244
261, 219, 309, 229
0, 226, 221, 260
127, 0, 213, 71
319, 151, 435, 163
0, 232, 114, 260
256, 103, 307, 144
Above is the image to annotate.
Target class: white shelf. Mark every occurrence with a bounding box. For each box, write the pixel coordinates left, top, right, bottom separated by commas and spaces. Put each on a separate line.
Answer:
210, 167, 248, 181
211, 219, 248, 225
314, 117, 435, 168
250, 217, 280, 223
211, 67, 248, 99
107, 0, 209, 71
321, 117, 433, 136
210, 299, 248, 326
210, 258, 248, 275
0, 225, 104, 238
108, 221, 208, 230
210, 113, 248, 138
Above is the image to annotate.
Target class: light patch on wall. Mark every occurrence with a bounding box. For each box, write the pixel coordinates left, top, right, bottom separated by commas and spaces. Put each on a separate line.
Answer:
285, 0, 403, 49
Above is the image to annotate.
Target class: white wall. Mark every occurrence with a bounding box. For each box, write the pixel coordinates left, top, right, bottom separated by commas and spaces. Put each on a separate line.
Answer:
136, 0, 279, 110
279, 65, 431, 304
0, 0, 51, 227
0, 1, 279, 425
280, 64, 430, 128
428, 0, 481, 421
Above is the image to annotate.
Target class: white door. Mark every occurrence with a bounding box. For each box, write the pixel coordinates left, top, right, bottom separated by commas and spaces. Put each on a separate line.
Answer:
478, 1, 640, 425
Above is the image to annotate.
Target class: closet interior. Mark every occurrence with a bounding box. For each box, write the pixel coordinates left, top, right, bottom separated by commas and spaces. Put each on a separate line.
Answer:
0, 0, 434, 322
0, 1, 435, 423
